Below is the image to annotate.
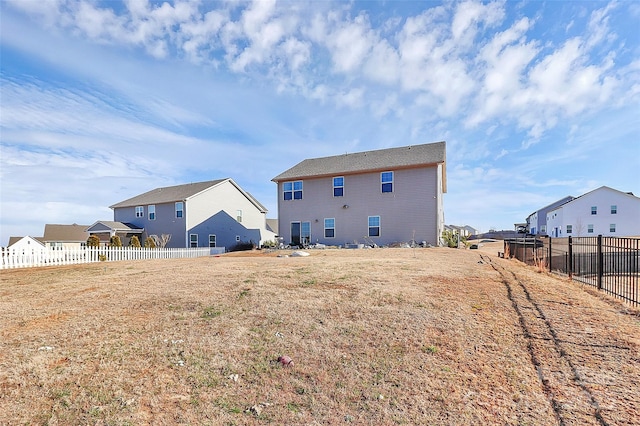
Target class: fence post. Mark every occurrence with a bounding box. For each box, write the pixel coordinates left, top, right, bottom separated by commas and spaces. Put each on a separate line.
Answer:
568, 236, 573, 279
597, 234, 603, 290
548, 237, 552, 272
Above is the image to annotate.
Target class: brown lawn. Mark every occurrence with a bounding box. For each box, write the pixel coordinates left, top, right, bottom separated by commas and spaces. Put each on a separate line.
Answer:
1, 247, 638, 425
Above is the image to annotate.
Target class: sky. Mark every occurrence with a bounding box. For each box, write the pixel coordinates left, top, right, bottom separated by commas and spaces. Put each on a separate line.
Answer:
1, 0, 639, 246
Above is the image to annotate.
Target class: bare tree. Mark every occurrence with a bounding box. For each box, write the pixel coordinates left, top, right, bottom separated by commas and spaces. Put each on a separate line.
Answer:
150, 234, 172, 248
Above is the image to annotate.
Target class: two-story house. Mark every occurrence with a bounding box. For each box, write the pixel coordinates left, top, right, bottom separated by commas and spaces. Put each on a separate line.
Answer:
526, 196, 574, 236
546, 186, 640, 237
108, 178, 276, 249
272, 141, 446, 247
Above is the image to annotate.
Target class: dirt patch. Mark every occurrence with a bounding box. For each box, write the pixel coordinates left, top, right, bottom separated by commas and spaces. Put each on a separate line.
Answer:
1, 248, 638, 425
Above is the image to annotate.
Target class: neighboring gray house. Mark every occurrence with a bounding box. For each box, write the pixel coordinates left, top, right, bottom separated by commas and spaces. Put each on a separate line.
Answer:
526, 196, 574, 236
86, 221, 144, 246
272, 141, 447, 247
109, 178, 276, 249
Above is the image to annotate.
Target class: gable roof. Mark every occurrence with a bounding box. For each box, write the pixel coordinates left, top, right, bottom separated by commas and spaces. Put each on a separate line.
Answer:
109, 178, 267, 213
87, 221, 144, 233
8, 236, 46, 248
110, 179, 227, 209
547, 186, 640, 213
272, 141, 447, 191
43, 224, 90, 242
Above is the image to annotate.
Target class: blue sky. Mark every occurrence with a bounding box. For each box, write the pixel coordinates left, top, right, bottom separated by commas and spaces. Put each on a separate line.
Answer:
1, 0, 639, 246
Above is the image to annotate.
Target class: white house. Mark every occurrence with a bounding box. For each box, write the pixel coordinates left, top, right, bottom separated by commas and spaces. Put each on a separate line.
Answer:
7, 236, 46, 252
546, 186, 640, 237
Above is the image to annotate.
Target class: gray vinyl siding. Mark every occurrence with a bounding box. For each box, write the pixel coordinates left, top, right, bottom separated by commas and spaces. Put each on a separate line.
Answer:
111, 179, 272, 249
186, 181, 266, 248
277, 166, 441, 246
114, 203, 186, 247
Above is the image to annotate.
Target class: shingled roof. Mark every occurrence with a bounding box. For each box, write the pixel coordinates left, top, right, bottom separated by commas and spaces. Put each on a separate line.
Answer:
43, 224, 90, 242
272, 141, 446, 190
109, 178, 267, 212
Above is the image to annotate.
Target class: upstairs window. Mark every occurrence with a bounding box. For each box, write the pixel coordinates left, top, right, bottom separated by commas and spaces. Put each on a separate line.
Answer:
176, 202, 184, 218
591, 206, 597, 215
237, 210, 243, 223
381, 172, 393, 193
149, 205, 156, 220
190, 234, 198, 247
368, 216, 381, 237
333, 177, 344, 197
324, 218, 335, 238
135, 206, 144, 218
611, 205, 617, 214
283, 181, 303, 200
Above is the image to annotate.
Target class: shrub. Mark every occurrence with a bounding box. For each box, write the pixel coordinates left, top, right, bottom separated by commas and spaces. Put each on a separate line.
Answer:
144, 237, 156, 248
442, 230, 467, 248
86, 235, 100, 247
261, 240, 277, 249
110, 235, 122, 247
229, 241, 256, 252
130, 235, 141, 248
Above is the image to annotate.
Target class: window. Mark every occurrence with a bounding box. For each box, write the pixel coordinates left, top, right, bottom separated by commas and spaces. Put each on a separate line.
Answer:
368, 216, 380, 237
149, 205, 156, 220
190, 234, 198, 248
301, 222, 311, 246
324, 218, 335, 238
588, 224, 594, 233
237, 210, 243, 223
209, 235, 216, 247
541, 225, 546, 234
591, 206, 597, 215
611, 205, 617, 214
333, 177, 344, 197
236, 235, 241, 242
176, 202, 184, 218
135, 206, 144, 218
566, 225, 572, 234
610, 224, 616, 233
283, 181, 303, 200
381, 172, 393, 193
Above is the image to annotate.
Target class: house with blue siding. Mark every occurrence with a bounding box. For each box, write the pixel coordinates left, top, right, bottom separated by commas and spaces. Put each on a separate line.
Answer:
108, 179, 275, 249
526, 196, 575, 236
272, 142, 446, 247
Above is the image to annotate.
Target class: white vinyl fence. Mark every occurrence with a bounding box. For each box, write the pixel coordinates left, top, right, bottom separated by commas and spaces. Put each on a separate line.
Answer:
1, 246, 217, 269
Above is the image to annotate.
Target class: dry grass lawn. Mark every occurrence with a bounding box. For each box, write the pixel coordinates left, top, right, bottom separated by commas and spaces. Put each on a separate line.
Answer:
1, 247, 639, 425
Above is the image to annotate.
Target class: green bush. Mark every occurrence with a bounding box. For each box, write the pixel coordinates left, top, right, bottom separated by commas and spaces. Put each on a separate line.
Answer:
229, 241, 256, 252
130, 235, 141, 248
261, 240, 277, 248
86, 235, 100, 247
442, 230, 467, 248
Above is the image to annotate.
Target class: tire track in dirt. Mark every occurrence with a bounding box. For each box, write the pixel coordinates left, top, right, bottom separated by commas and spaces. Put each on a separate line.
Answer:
480, 254, 608, 426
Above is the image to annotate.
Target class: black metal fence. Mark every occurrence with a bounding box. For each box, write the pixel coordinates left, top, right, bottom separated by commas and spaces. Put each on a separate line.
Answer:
504, 236, 639, 307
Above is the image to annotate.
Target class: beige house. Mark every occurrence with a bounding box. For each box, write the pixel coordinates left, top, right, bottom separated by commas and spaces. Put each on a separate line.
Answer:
272, 141, 447, 247
42, 224, 90, 248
